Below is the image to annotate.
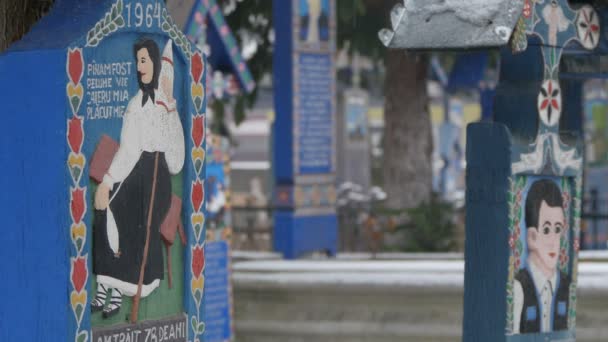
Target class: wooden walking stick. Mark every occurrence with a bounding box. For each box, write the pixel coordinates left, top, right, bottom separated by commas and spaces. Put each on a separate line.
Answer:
131, 152, 160, 323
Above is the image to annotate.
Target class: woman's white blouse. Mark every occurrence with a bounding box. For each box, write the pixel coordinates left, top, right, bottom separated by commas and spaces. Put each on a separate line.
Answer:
103, 90, 185, 187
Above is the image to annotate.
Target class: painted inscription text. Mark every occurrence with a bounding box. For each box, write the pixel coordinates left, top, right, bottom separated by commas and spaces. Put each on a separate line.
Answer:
86, 61, 133, 120
93, 316, 187, 342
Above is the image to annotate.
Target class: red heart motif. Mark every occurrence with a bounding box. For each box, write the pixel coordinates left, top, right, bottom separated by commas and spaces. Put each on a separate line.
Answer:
191, 180, 204, 212
72, 257, 88, 293
191, 52, 204, 84
68, 49, 84, 85
68, 115, 84, 154
71, 188, 86, 224
192, 115, 205, 147
191, 245, 205, 278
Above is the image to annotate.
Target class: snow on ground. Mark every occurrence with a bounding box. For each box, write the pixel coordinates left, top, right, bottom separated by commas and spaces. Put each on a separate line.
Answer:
234, 271, 464, 287
234, 259, 464, 273
233, 250, 608, 262
233, 258, 608, 289
580, 250, 608, 260
232, 250, 281, 260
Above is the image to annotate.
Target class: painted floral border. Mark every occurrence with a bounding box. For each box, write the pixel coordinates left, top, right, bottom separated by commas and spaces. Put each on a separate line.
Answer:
506, 175, 526, 335
568, 176, 582, 329
189, 50, 207, 341
66, 47, 89, 342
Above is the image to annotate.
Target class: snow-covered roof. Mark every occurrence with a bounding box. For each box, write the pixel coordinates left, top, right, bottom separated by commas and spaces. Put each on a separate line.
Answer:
379, 0, 524, 50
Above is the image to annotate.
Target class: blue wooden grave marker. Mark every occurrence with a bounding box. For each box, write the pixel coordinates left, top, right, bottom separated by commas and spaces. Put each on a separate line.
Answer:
272, 0, 338, 259
0, 1, 209, 341
380, 0, 605, 340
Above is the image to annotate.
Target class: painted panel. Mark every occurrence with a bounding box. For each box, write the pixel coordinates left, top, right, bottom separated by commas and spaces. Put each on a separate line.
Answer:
505, 176, 579, 340
203, 241, 232, 342
62, 1, 207, 341
292, 0, 336, 177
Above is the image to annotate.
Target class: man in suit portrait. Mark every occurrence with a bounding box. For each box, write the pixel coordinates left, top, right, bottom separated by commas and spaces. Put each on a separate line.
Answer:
513, 179, 570, 334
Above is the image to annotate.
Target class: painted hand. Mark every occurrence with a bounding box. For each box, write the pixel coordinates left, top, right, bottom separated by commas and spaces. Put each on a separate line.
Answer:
95, 183, 110, 210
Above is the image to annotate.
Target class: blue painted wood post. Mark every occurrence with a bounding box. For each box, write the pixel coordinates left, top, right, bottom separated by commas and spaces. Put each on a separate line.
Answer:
272, 0, 338, 259
203, 134, 235, 342
0, 1, 208, 341
464, 1, 601, 341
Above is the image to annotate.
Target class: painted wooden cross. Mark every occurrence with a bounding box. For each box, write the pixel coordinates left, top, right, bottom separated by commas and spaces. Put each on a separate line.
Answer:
510, 0, 600, 175
377, 1, 604, 341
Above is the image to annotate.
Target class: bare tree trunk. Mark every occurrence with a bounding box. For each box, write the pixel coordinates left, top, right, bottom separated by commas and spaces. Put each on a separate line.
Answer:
382, 49, 433, 209
0, 0, 53, 52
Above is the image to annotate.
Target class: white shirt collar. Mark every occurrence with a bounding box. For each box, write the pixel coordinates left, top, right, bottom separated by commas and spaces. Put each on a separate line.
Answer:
528, 258, 558, 295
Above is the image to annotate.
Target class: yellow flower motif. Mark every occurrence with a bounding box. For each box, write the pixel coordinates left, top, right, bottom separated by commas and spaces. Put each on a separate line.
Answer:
68, 153, 85, 169
191, 275, 204, 292
67, 83, 83, 99
71, 222, 86, 240
508, 256, 515, 280
70, 290, 87, 308
191, 147, 205, 161
191, 83, 204, 98
192, 213, 205, 226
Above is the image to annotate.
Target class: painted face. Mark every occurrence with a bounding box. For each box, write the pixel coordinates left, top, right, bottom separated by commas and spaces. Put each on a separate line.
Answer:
136, 48, 154, 85
528, 200, 565, 275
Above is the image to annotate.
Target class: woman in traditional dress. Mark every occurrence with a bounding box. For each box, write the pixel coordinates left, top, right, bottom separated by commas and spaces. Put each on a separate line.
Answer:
91, 38, 184, 318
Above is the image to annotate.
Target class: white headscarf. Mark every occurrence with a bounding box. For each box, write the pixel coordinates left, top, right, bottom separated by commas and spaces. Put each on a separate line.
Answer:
157, 40, 176, 112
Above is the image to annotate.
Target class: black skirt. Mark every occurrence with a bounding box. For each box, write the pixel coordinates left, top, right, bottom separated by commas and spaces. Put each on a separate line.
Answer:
93, 151, 171, 287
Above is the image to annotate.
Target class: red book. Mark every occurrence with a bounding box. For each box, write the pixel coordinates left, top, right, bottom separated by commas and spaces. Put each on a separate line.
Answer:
89, 134, 119, 183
